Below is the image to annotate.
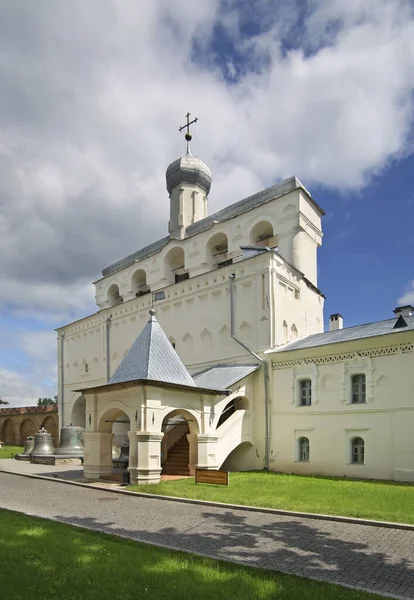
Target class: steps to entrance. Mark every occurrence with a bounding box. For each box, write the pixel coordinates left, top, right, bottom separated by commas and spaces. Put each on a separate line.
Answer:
162, 435, 190, 476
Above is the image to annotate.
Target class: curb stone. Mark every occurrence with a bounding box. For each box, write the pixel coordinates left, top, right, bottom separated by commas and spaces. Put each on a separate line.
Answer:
1, 467, 414, 532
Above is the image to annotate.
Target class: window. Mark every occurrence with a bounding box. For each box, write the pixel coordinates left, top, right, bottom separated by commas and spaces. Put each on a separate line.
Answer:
84, 363, 89, 374
351, 437, 365, 464
298, 437, 310, 462
299, 379, 312, 406
351, 374, 366, 404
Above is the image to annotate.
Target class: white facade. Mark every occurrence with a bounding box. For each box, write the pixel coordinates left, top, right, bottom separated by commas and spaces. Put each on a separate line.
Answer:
56, 147, 414, 483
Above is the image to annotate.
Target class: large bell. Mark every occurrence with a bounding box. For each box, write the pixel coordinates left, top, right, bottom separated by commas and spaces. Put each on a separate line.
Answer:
15, 436, 35, 461
54, 426, 84, 457
113, 443, 129, 469
30, 428, 55, 457
22, 435, 35, 456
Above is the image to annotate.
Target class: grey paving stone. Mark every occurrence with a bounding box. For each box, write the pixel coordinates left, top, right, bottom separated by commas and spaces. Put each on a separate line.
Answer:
0, 472, 413, 599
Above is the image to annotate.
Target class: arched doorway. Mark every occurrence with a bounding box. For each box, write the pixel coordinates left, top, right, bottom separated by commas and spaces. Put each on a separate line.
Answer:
1, 419, 14, 445
98, 408, 131, 474
41, 416, 58, 447
19, 418, 36, 445
161, 409, 199, 476
71, 396, 86, 428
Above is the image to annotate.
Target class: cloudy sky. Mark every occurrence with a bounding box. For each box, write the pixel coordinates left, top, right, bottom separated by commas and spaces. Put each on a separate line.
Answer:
0, 0, 413, 406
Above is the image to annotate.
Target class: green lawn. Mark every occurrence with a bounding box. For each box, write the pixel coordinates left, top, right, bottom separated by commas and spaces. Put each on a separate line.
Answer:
0, 445, 23, 459
0, 509, 381, 600
129, 471, 414, 524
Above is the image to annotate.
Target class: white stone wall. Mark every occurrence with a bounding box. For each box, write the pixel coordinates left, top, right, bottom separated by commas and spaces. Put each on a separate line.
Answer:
269, 333, 414, 481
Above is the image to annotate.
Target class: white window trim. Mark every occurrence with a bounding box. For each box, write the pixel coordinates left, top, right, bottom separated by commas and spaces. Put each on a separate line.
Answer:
292, 362, 318, 406
294, 428, 313, 462
345, 428, 369, 465
341, 355, 374, 404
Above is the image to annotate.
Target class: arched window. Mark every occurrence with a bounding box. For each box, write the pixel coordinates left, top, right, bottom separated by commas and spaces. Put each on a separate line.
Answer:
351, 437, 365, 464
351, 374, 366, 404
298, 437, 310, 462
291, 324, 298, 339
299, 379, 312, 406
282, 321, 288, 343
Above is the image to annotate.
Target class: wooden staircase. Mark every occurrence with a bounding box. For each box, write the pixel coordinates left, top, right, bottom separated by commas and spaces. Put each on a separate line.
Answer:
162, 434, 190, 476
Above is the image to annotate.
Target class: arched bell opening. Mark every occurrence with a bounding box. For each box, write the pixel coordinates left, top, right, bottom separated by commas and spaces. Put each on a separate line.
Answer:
19, 418, 36, 445
71, 395, 86, 428
206, 232, 232, 269
249, 220, 277, 248
161, 409, 199, 476
131, 269, 150, 297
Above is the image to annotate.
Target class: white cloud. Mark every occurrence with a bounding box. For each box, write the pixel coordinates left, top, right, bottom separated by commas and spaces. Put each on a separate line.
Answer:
398, 281, 414, 306
0, 0, 413, 404
0, 368, 44, 407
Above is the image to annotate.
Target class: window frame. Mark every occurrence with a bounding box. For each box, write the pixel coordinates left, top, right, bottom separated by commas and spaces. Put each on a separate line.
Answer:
351, 437, 365, 465
299, 378, 312, 406
298, 437, 310, 462
351, 373, 366, 404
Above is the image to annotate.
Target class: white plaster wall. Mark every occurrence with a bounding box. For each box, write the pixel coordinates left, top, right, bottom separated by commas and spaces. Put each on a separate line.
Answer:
268, 334, 414, 481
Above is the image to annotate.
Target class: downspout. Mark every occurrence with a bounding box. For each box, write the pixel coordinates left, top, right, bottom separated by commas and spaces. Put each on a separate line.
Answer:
59, 333, 65, 429
229, 274, 270, 470
106, 316, 112, 381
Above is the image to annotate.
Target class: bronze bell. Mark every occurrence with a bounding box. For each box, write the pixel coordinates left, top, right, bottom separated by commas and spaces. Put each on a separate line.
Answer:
15, 435, 35, 461
54, 426, 84, 457
113, 443, 129, 469
30, 428, 55, 457
22, 435, 35, 456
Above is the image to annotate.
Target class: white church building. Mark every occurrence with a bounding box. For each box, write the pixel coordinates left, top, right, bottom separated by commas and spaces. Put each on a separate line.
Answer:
57, 118, 414, 484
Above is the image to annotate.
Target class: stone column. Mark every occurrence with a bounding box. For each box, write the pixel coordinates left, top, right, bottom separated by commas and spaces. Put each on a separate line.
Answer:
187, 433, 198, 476
83, 432, 113, 480
197, 434, 219, 469
131, 432, 164, 485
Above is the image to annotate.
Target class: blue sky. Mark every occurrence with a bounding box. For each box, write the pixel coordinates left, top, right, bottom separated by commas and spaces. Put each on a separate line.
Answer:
0, 0, 413, 406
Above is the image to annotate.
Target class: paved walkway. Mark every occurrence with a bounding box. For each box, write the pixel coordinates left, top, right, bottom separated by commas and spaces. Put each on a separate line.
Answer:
1, 472, 414, 598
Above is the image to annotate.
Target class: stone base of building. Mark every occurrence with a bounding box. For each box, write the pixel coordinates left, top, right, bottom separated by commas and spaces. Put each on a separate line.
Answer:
30, 455, 83, 466
130, 467, 162, 485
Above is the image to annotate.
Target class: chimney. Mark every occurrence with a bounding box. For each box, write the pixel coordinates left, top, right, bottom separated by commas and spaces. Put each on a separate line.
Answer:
329, 313, 343, 331
393, 305, 414, 318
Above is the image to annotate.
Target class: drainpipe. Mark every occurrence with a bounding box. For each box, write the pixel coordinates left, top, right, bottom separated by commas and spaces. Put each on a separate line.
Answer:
229, 274, 270, 471
106, 316, 112, 381
59, 333, 65, 429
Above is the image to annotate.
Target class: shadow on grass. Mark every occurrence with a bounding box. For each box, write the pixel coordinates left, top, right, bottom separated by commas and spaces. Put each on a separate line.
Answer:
0, 509, 382, 600
49, 503, 414, 599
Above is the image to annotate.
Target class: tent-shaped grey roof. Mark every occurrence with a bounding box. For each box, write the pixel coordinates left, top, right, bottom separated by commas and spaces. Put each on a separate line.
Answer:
109, 310, 197, 387
272, 315, 414, 354
192, 364, 260, 390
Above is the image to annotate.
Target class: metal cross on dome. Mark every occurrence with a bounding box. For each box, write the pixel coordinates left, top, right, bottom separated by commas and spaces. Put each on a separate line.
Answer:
179, 112, 198, 154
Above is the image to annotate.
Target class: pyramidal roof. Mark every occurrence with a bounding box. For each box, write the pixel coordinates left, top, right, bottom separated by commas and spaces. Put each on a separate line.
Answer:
109, 310, 197, 388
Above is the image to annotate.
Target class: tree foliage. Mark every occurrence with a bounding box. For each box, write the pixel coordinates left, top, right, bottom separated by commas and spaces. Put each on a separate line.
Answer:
37, 396, 58, 406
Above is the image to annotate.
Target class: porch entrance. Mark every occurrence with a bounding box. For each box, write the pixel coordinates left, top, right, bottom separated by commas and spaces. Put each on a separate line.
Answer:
161, 413, 191, 476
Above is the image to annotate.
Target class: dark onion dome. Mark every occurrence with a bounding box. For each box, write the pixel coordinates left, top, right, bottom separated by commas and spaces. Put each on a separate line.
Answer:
166, 152, 212, 195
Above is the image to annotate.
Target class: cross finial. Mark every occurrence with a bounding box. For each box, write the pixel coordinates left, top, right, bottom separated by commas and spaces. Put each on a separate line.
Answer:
179, 112, 198, 155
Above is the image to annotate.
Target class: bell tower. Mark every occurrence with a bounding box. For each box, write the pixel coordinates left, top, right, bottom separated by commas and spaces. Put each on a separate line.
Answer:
166, 113, 212, 240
